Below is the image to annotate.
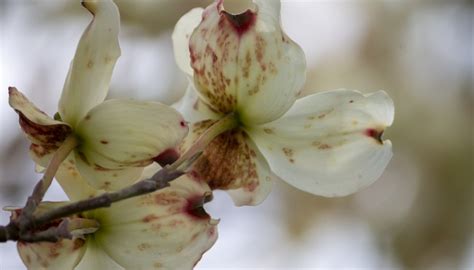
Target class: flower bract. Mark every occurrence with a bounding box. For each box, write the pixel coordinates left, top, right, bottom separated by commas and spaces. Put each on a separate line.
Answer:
173, 0, 394, 206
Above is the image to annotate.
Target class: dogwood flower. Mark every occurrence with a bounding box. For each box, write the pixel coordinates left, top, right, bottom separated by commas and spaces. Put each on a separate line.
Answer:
9, 0, 188, 192
16, 164, 218, 270
173, 0, 394, 206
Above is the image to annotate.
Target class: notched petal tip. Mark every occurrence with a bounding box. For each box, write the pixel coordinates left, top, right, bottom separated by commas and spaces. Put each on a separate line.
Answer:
221, 9, 256, 36
189, 0, 306, 123
365, 128, 385, 144
184, 192, 214, 221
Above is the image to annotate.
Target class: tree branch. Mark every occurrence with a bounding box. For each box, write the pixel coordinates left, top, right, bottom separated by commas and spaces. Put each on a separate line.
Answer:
1, 166, 183, 243
34, 167, 183, 227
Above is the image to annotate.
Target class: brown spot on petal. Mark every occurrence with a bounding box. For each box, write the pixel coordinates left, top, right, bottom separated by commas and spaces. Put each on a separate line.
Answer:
100, 140, 108, 144
282, 147, 295, 163
101, 181, 111, 189
137, 243, 152, 251
192, 129, 260, 191
87, 60, 94, 68
104, 55, 113, 63
154, 193, 181, 206
263, 128, 274, 134
142, 214, 159, 223
318, 143, 331, 150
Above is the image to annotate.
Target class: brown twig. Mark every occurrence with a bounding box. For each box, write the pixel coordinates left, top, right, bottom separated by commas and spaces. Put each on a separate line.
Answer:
0, 166, 184, 243
33, 167, 183, 228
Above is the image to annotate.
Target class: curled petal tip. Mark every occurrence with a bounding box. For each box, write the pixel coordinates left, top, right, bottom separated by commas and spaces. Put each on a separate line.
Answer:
81, 0, 99, 13
8, 86, 17, 94
209, 218, 220, 226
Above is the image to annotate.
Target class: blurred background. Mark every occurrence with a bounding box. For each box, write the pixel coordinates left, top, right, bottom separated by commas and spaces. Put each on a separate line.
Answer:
0, 0, 472, 269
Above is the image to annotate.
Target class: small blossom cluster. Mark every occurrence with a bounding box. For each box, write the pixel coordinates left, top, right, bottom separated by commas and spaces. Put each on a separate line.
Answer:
7, 0, 393, 269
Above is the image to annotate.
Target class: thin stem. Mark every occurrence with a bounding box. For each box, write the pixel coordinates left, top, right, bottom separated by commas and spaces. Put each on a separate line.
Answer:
18, 135, 78, 231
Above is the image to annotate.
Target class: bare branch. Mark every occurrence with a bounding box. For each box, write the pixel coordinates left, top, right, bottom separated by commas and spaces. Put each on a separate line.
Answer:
34, 167, 183, 227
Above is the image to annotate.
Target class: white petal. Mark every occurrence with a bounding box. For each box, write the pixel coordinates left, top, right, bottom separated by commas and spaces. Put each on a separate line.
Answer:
58, 0, 121, 127
75, 239, 123, 270
74, 152, 143, 191
75, 99, 188, 169
54, 154, 100, 201
172, 8, 204, 76
8, 87, 72, 146
247, 90, 394, 197
186, 125, 275, 206
189, 0, 306, 124
17, 238, 86, 270
93, 176, 218, 270
173, 83, 222, 123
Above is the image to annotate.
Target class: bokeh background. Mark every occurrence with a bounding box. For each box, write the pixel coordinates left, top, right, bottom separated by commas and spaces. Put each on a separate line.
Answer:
0, 0, 472, 269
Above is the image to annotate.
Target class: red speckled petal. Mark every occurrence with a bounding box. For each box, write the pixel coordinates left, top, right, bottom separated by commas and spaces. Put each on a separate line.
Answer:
247, 90, 394, 197
17, 238, 87, 270
58, 0, 121, 127
189, 0, 306, 124
93, 175, 218, 270
8, 87, 72, 147
182, 122, 275, 206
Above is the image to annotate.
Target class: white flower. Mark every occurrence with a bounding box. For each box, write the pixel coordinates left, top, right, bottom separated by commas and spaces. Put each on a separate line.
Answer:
17, 165, 218, 270
9, 0, 188, 193
173, 0, 394, 206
